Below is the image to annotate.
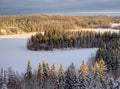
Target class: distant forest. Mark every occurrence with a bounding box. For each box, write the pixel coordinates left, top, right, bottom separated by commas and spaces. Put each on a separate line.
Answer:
0, 15, 120, 35
0, 60, 120, 89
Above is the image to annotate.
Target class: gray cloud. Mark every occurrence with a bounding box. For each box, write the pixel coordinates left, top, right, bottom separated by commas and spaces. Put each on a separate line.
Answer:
0, 0, 120, 15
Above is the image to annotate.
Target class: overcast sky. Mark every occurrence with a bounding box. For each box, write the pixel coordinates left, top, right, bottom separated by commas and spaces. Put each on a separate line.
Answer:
0, 0, 120, 15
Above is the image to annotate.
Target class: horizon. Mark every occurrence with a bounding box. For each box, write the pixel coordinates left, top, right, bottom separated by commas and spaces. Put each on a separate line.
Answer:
0, 12, 120, 17
0, 0, 120, 16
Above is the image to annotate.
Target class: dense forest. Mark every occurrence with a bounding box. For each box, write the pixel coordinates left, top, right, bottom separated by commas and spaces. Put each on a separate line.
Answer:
0, 15, 120, 89
27, 30, 120, 51
0, 15, 119, 35
0, 60, 120, 89
27, 30, 120, 80
96, 37, 120, 78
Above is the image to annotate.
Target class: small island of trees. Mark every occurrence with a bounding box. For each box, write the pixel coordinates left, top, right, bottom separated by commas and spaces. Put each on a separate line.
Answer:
27, 30, 119, 51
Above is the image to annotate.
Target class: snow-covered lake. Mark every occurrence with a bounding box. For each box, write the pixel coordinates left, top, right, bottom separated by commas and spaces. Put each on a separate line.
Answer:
0, 38, 98, 73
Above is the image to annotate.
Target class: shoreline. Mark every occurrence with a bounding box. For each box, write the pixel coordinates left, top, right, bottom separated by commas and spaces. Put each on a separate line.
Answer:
69, 28, 120, 33
0, 28, 119, 39
0, 32, 36, 39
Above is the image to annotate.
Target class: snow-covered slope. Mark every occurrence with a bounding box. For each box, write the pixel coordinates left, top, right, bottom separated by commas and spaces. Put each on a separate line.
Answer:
0, 38, 98, 74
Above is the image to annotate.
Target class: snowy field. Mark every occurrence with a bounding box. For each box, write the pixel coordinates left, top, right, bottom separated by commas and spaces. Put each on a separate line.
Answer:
0, 35, 98, 74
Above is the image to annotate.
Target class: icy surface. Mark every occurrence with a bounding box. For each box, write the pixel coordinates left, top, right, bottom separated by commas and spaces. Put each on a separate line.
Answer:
0, 38, 98, 73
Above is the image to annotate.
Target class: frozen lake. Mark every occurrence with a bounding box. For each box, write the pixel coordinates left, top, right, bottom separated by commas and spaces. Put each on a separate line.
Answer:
0, 38, 98, 73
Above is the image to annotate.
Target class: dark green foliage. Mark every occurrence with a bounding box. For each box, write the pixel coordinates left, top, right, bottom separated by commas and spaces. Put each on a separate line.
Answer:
1, 61, 120, 89
7, 67, 21, 89
96, 37, 120, 78
42, 62, 51, 89
58, 65, 65, 89
78, 75, 88, 89
27, 30, 119, 51
65, 63, 78, 89
24, 61, 34, 89
37, 64, 44, 89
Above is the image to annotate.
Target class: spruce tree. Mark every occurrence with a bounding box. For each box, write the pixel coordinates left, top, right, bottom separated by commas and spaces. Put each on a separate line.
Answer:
97, 59, 108, 89
42, 62, 51, 89
65, 63, 78, 89
78, 61, 89, 89
90, 61, 107, 89
37, 63, 44, 89
7, 67, 20, 89
58, 64, 65, 89
98, 59, 107, 76
79, 61, 89, 76
50, 64, 58, 89
24, 60, 33, 89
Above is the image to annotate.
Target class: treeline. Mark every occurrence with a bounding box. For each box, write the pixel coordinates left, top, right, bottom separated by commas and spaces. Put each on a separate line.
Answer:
27, 30, 120, 51
0, 60, 120, 89
96, 37, 120, 78
0, 15, 115, 35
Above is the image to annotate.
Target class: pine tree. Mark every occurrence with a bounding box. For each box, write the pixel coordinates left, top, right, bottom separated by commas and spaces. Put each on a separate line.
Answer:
51, 64, 57, 77
24, 60, 34, 89
79, 61, 89, 76
42, 62, 51, 89
7, 67, 20, 89
98, 59, 108, 89
78, 61, 89, 89
65, 63, 78, 89
58, 64, 65, 89
93, 62, 100, 75
98, 59, 107, 76
50, 64, 58, 89
43, 62, 50, 78
37, 63, 44, 89
90, 61, 107, 89
89, 62, 102, 89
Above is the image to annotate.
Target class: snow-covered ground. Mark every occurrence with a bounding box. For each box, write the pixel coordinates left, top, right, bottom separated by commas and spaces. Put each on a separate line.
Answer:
70, 28, 119, 33
0, 37, 98, 74
111, 23, 120, 28
0, 33, 36, 39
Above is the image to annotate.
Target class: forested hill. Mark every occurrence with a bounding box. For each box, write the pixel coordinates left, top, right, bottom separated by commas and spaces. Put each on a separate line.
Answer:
0, 15, 119, 35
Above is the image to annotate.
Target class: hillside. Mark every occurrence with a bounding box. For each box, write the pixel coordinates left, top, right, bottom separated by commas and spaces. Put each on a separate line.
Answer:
0, 15, 116, 35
